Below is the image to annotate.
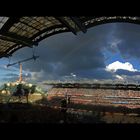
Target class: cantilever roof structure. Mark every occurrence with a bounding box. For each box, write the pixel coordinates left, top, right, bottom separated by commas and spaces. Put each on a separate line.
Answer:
0, 16, 140, 58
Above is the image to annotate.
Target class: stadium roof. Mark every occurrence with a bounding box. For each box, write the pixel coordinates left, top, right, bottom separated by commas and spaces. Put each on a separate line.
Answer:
0, 16, 140, 58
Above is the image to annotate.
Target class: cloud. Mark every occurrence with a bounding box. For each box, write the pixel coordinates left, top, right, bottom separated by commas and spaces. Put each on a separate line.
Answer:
106, 38, 122, 54
115, 69, 140, 76
0, 64, 19, 72
4, 73, 19, 77
11, 24, 116, 81
111, 23, 140, 60
113, 69, 140, 82
105, 61, 140, 82
2, 76, 18, 82
2, 23, 140, 83
1, 71, 32, 84
77, 68, 115, 80
115, 75, 124, 80
106, 61, 138, 72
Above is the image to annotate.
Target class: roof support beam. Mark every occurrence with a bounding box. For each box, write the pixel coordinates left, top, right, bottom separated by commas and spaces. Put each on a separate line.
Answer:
20, 21, 41, 31
0, 17, 21, 33
30, 25, 68, 40
70, 17, 87, 33
55, 17, 77, 35
6, 55, 39, 67
0, 53, 12, 58
33, 29, 69, 44
0, 32, 38, 46
0, 17, 38, 47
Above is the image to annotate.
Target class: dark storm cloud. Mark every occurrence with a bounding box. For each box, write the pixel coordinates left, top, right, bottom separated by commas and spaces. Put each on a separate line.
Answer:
112, 23, 140, 60
115, 69, 140, 76
4, 73, 18, 77
11, 24, 116, 81
77, 68, 115, 80
2, 72, 32, 82
0, 64, 19, 72
2, 76, 18, 82
2, 73, 19, 82
9, 23, 140, 82
4, 72, 31, 78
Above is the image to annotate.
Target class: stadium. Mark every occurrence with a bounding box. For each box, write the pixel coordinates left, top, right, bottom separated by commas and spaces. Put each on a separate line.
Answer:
0, 17, 140, 123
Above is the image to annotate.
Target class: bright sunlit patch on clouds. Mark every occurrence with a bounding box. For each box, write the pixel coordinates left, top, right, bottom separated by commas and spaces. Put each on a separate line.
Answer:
106, 61, 138, 72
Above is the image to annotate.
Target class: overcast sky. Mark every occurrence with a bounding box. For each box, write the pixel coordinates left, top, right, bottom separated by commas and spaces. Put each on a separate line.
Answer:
1, 23, 140, 85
